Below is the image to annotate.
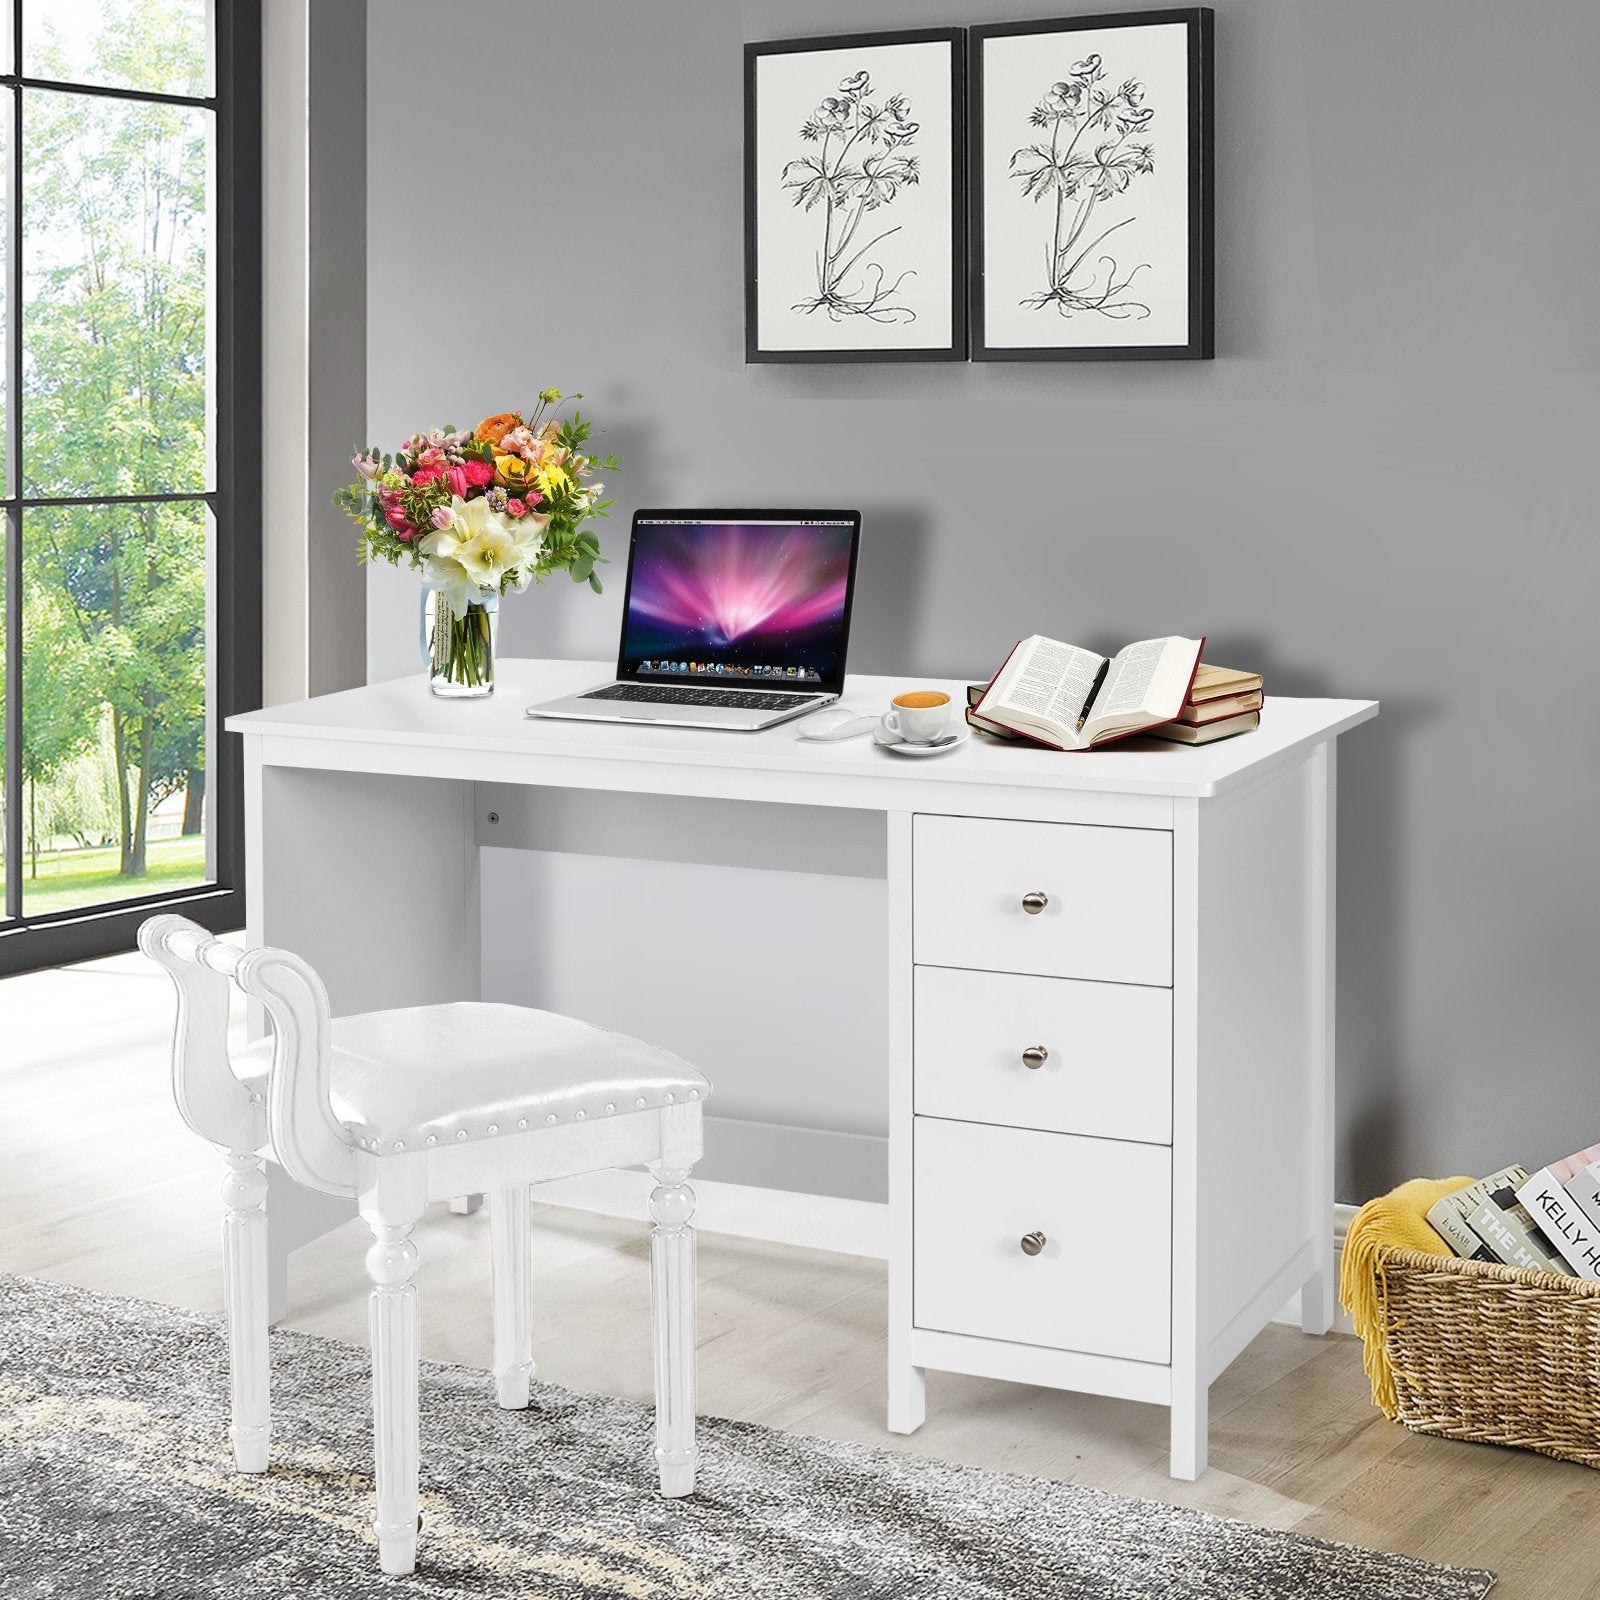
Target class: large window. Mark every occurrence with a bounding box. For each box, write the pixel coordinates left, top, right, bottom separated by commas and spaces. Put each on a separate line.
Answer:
0, 0, 259, 973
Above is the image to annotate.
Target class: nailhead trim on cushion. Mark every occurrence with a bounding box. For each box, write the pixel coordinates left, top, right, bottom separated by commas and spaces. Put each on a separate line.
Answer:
348, 1085, 709, 1154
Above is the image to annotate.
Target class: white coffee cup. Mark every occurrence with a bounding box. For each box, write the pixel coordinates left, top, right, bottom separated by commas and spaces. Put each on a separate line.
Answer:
880, 690, 952, 744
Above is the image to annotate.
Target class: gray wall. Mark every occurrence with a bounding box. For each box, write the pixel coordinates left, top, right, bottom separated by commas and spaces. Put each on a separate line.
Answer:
306, 0, 369, 697
262, 0, 367, 706
366, 0, 1600, 1201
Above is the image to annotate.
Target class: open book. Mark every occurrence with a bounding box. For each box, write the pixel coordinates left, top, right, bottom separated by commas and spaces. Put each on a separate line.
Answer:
974, 634, 1205, 750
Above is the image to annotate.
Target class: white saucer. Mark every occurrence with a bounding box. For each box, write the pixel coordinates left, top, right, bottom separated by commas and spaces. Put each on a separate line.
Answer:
873, 726, 969, 756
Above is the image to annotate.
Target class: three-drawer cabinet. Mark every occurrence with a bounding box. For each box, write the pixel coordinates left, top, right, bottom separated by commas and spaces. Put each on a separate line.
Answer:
911, 815, 1176, 1370
888, 763, 1340, 1480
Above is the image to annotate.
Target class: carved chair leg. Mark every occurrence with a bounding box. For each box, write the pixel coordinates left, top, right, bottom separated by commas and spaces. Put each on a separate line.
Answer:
366, 1212, 422, 1575
648, 1165, 698, 1497
221, 1152, 271, 1473
489, 1186, 534, 1409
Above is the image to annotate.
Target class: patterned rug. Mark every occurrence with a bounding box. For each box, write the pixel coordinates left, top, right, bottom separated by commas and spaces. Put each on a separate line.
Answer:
0, 1275, 1494, 1599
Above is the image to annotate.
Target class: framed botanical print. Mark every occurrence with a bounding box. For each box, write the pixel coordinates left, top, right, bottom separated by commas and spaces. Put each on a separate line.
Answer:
745, 29, 966, 363
971, 10, 1213, 360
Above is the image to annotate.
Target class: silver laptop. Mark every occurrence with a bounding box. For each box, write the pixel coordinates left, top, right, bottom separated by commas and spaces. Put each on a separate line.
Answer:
527, 508, 862, 731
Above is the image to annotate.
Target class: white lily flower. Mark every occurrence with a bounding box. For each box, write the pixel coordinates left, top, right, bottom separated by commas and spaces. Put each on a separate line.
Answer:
422, 554, 485, 618
416, 511, 464, 562
448, 493, 546, 589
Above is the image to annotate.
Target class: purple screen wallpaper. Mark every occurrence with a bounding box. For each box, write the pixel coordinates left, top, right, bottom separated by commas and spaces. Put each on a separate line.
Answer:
621, 520, 854, 681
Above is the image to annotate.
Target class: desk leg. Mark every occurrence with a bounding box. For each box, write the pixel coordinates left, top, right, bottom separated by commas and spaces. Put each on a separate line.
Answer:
1301, 742, 1337, 1336
246, 749, 480, 1315
1170, 1374, 1209, 1481
885, 812, 925, 1434
887, 1349, 926, 1435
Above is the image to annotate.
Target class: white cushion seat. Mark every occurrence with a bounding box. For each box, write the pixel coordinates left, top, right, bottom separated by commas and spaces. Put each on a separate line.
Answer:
235, 1001, 709, 1155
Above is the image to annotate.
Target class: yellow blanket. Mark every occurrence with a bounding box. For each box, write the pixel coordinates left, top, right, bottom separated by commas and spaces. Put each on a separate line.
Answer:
1338, 1175, 1472, 1418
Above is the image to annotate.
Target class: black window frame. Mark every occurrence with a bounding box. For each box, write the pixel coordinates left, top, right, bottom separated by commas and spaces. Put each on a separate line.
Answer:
0, 0, 262, 975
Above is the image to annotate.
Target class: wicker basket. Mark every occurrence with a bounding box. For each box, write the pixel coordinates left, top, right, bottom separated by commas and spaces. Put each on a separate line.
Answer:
1375, 1246, 1600, 1466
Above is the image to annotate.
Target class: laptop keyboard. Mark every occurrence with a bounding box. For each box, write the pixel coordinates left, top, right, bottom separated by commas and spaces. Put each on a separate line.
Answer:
580, 683, 817, 712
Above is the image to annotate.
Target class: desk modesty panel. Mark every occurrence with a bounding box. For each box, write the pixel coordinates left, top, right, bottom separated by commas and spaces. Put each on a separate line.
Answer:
228, 659, 1376, 1480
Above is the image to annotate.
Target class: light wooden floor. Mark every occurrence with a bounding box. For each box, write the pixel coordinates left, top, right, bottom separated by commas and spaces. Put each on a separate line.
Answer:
2, 946, 1593, 1597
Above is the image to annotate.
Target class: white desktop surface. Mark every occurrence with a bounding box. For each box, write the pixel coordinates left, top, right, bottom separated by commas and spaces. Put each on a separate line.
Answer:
228, 657, 1376, 802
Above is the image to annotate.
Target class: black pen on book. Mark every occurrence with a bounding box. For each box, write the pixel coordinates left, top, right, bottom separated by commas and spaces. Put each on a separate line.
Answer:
1076, 660, 1110, 732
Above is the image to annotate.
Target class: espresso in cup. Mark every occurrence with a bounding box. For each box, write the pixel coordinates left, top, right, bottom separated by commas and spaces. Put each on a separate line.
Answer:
881, 690, 952, 744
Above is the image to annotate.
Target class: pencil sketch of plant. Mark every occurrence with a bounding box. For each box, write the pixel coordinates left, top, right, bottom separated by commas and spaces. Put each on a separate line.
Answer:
1009, 55, 1156, 320
782, 70, 921, 323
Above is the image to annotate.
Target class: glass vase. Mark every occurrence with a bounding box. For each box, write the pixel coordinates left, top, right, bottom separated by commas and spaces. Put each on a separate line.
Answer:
422, 589, 498, 697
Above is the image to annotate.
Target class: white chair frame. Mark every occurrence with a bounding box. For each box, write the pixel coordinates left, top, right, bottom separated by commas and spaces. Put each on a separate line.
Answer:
140, 915, 702, 1576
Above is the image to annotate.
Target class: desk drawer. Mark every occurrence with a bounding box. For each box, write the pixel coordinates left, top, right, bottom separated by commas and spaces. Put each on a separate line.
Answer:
914, 968, 1172, 1144
913, 816, 1171, 985
913, 1117, 1171, 1363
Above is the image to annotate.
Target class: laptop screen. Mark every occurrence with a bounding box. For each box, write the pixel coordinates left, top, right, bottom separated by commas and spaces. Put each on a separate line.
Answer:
617, 512, 860, 690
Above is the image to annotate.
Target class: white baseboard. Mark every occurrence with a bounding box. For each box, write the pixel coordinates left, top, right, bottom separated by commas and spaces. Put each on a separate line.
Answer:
532, 1116, 1357, 1336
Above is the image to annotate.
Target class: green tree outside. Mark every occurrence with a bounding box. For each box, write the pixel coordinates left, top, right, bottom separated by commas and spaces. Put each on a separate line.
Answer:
4, 3, 210, 903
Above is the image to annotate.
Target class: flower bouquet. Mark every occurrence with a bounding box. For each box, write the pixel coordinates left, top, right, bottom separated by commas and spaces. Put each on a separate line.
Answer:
335, 390, 618, 696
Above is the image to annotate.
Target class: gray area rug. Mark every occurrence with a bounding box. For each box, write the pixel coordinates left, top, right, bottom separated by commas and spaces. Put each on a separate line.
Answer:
0, 1275, 1494, 1599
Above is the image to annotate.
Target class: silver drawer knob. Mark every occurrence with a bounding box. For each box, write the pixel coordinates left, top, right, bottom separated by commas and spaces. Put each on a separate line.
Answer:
1020, 1231, 1047, 1257
1021, 1045, 1049, 1070
1021, 891, 1049, 915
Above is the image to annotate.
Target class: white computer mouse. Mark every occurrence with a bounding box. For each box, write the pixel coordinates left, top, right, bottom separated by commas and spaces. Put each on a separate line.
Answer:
796, 710, 880, 741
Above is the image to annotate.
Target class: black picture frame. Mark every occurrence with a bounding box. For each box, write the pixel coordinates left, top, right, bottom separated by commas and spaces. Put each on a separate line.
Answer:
970, 9, 1213, 361
744, 28, 967, 364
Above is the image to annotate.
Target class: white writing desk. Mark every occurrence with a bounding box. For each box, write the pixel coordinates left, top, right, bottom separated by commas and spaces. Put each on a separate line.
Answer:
228, 658, 1376, 1478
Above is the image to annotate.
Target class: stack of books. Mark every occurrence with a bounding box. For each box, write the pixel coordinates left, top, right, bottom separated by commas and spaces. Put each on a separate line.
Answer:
965, 658, 1264, 747
1145, 663, 1263, 746
966, 681, 1020, 738
1425, 1143, 1600, 1278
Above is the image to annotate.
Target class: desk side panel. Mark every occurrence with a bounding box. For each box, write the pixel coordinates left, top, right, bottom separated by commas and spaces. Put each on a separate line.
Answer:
1188, 757, 1320, 1359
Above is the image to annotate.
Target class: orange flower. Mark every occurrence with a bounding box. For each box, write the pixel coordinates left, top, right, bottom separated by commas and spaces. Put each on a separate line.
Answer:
475, 412, 523, 450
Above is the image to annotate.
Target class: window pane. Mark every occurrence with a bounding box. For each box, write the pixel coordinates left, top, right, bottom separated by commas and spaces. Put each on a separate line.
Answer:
0, 519, 8, 922
0, 89, 10, 499
21, 501, 210, 917
22, 88, 211, 498
24, 0, 210, 99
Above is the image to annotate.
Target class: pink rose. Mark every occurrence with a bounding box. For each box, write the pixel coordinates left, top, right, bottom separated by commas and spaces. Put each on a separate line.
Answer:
506, 498, 527, 518
461, 458, 496, 489
524, 490, 543, 508
416, 446, 445, 470
443, 464, 470, 498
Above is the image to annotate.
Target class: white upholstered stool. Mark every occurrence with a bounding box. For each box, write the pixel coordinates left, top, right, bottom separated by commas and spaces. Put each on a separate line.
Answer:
140, 914, 709, 1576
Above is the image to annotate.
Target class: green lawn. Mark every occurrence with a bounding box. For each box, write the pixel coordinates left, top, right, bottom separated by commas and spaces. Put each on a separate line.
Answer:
5, 835, 210, 917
